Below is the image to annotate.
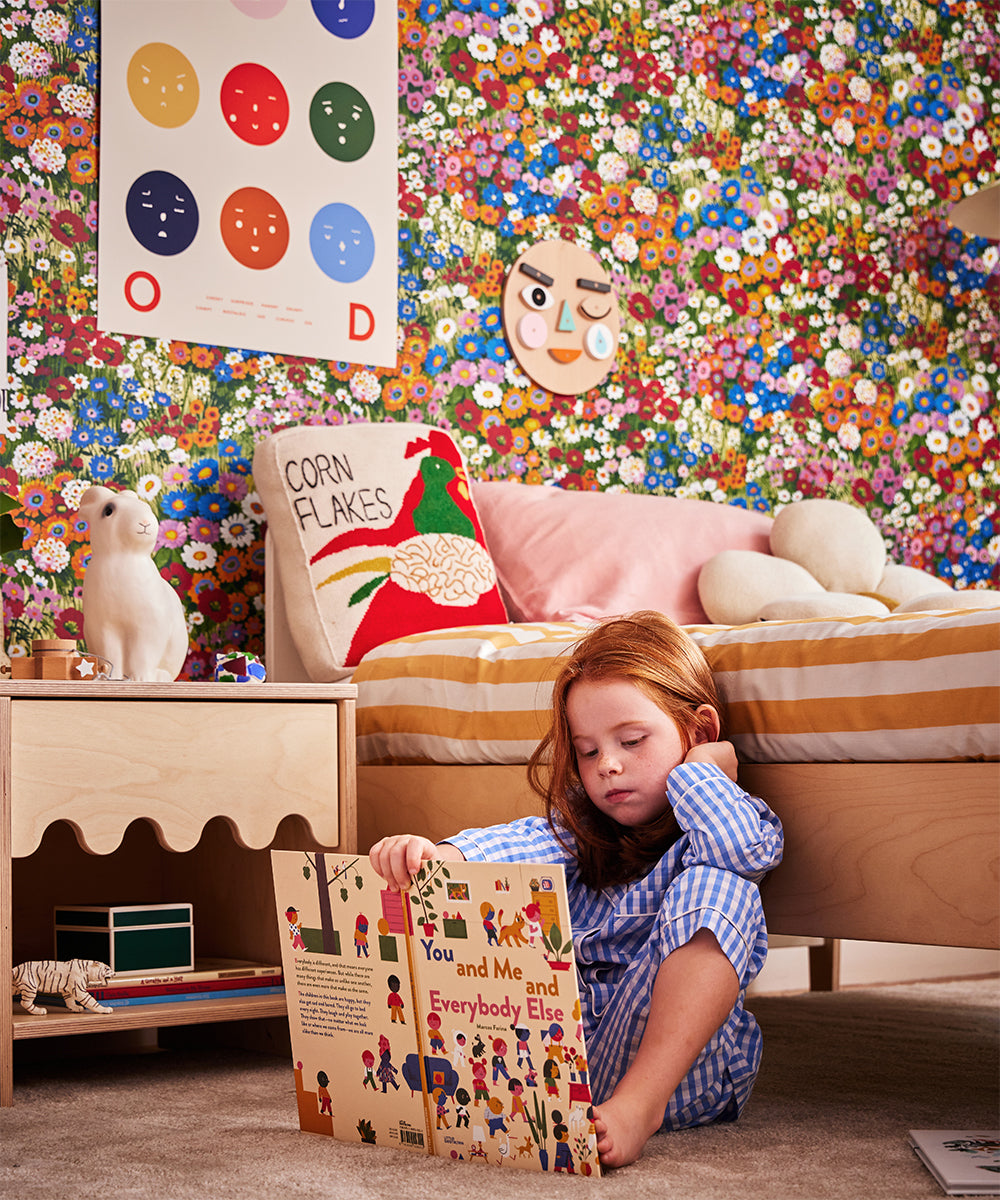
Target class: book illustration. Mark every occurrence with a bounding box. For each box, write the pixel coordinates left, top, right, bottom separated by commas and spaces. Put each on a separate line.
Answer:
909, 1130, 1000, 1196
272, 850, 601, 1174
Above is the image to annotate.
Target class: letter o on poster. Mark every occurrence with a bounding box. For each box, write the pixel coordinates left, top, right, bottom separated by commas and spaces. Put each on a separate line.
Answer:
124, 271, 162, 313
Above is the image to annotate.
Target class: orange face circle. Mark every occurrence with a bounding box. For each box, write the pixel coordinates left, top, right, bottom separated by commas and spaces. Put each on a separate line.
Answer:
220, 187, 289, 269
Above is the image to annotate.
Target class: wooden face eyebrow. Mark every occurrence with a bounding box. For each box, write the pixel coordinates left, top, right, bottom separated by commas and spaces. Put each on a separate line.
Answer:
519, 262, 554, 286
577, 277, 611, 293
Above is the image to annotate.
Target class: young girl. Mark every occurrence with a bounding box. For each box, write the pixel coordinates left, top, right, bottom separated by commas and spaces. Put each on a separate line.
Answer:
370, 611, 783, 1168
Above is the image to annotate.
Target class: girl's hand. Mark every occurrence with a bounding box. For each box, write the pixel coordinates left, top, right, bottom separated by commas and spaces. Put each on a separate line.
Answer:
684, 739, 739, 782
369, 834, 444, 891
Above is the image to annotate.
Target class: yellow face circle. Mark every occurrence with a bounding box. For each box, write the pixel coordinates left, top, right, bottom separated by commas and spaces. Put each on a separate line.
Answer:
501, 240, 619, 396
127, 43, 200, 129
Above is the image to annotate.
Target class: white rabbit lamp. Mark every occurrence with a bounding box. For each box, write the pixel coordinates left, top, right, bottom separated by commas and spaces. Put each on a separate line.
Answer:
79, 486, 188, 682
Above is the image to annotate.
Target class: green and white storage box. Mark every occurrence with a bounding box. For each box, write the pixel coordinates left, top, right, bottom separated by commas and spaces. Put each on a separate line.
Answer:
54, 904, 195, 975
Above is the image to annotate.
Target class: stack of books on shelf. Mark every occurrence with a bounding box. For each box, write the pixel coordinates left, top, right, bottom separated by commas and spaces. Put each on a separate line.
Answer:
71, 958, 283, 1008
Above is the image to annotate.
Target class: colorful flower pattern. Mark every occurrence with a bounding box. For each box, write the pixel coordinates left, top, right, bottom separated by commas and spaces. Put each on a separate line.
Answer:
1, 0, 997, 678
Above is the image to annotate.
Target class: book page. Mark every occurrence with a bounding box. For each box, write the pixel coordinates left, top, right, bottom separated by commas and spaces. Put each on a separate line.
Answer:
272, 849, 430, 1154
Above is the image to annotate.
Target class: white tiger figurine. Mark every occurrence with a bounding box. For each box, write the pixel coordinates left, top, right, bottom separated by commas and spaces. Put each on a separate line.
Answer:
12, 958, 114, 1015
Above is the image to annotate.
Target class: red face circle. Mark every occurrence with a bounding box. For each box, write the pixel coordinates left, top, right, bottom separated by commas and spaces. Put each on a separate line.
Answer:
220, 187, 289, 269
220, 62, 289, 146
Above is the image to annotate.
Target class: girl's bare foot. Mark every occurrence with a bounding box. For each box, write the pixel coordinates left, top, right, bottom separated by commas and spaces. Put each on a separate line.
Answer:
591, 1085, 665, 1168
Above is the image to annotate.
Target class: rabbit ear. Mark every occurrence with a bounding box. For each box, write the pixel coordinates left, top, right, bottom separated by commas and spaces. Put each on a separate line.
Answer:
78, 486, 114, 518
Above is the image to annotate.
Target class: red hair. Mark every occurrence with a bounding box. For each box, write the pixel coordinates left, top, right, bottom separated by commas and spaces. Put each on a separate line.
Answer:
527, 611, 723, 890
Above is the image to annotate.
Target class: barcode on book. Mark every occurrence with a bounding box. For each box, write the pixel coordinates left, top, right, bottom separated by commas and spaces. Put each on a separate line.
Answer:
400, 1129, 424, 1147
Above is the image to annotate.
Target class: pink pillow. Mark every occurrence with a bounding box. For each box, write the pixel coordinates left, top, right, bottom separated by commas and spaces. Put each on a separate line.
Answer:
470, 482, 773, 626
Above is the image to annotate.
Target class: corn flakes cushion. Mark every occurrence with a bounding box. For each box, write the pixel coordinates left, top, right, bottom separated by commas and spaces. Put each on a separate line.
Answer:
253, 423, 508, 680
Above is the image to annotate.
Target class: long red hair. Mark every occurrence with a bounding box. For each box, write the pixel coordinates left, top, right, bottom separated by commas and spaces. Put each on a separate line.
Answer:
527, 611, 723, 890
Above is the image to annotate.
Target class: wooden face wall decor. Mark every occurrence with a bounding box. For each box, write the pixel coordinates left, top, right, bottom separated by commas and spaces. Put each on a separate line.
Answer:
501, 241, 620, 396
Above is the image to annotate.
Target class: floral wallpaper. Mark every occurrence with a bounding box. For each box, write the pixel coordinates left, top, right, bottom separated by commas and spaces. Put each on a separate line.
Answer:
1, 0, 997, 678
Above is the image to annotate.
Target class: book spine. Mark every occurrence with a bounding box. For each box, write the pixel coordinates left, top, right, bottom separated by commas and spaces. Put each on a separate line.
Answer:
106, 963, 282, 987
91, 974, 283, 1000
99, 986, 285, 1008
401, 902, 435, 1156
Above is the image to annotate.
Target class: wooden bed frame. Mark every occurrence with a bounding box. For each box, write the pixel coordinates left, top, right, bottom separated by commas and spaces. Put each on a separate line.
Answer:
265, 551, 1000, 987
355, 761, 999, 952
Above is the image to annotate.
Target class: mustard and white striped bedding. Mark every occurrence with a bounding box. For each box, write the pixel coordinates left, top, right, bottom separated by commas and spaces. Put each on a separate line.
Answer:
353, 607, 1000, 766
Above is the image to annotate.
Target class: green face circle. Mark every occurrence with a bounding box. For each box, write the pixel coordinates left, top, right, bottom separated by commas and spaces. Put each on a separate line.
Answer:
309, 82, 375, 162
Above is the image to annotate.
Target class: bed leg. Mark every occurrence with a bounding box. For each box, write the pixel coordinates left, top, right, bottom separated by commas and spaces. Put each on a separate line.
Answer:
808, 939, 841, 991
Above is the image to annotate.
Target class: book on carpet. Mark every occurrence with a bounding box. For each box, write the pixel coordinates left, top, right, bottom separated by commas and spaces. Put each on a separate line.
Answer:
271, 849, 601, 1175
909, 1130, 1000, 1195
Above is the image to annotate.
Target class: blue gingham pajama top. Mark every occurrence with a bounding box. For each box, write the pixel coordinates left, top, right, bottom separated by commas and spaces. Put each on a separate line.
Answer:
445, 761, 784, 1130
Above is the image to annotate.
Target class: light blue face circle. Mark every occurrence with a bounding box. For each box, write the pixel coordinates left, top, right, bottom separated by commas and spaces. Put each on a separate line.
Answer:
309, 203, 374, 282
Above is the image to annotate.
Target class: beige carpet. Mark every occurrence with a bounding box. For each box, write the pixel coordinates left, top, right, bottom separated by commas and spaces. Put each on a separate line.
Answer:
2, 978, 997, 1200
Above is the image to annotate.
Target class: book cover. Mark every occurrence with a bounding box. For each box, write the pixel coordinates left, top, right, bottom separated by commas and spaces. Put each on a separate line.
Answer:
271, 850, 601, 1175
909, 1131, 1000, 1195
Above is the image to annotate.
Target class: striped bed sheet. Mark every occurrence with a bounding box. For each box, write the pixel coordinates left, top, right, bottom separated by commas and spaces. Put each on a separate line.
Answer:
353, 606, 1000, 767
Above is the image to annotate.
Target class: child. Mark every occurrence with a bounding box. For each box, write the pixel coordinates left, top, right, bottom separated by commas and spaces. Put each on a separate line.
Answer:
370, 611, 783, 1168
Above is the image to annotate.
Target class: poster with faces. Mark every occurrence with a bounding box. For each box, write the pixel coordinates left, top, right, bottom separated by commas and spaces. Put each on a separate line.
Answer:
97, 0, 397, 367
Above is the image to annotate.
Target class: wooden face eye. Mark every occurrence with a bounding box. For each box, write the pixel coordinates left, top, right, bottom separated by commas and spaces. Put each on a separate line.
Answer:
103, 504, 115, 517
520, 282, 554, 311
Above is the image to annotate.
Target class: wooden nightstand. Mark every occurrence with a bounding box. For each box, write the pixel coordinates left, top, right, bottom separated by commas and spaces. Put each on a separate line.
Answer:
1, 679, 356, 1106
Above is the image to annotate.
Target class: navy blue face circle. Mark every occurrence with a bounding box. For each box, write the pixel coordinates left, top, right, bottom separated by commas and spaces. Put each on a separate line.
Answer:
310, 0, 375, 40
125, 170, 199, 255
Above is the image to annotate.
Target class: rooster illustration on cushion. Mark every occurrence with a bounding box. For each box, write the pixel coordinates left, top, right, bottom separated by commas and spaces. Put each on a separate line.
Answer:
310, 429, 506, 665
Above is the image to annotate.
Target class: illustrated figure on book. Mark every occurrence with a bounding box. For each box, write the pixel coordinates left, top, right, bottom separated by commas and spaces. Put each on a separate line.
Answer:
368, 611, 784, 1169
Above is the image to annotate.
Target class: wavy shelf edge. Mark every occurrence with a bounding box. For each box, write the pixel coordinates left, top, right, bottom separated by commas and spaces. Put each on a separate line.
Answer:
12, 810, 343, 858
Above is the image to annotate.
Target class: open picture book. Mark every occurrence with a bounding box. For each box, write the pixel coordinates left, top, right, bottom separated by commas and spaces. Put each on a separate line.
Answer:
271, 850, 600, 1174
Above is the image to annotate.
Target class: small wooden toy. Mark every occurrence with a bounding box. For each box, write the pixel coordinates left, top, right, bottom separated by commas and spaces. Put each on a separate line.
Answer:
10, 638, 111, 680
